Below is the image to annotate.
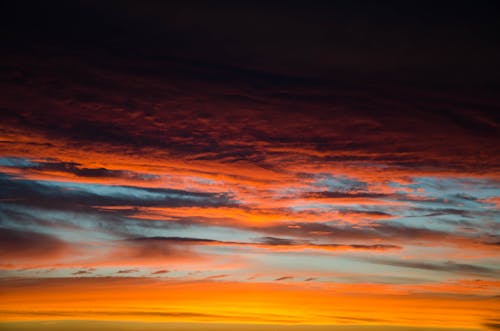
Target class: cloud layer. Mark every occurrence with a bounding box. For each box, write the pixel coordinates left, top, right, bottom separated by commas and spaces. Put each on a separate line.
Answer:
0, 49, 498, 330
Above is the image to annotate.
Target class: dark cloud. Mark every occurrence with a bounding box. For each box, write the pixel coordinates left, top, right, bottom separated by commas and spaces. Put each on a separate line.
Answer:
417, 208, 474, 218
338, 210, 392, 218
275, 276, 294, 281
364, 258, 499, 277
128, 237, 219, 244
0, 173, 241, 247
117, 269, 139, 274
118, 238, 194, 261
0, 50, 499, 176
256, 236, 400, 251
302, 192, 390, 199
257, 221, 499, 248
151, 269, 169, 275
0, 173, 235, 211
483, 319, 500, 330
23, 159, 159, 180
258, 236, 297, 246
0, 202, 186, 242
0, 205, 83, 231
0, 227, 68, 260
261, 222, 425, 241
72, 269, 93, 276
205, 274, 228, 280
301, 191, 484, 207
3, 184, 486, 251
126, 236, 400, 252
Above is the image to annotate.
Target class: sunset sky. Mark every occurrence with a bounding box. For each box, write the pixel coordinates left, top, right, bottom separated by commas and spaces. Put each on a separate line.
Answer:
0, 1, 499, 331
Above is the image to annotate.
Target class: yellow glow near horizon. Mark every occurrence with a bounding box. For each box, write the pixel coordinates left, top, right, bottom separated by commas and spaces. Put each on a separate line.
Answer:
0, 278, 497, 330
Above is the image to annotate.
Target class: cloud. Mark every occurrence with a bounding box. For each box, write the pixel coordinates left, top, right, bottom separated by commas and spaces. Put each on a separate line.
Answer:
205, 274, 228, 280
125, 236, 400, 253
303, 192, 390, 199
38, 160, 157, 180
258, 236, 297, 246
364, 258, 500, 277
1, 51, 499, 181
338, 209, 393, 219
0, 157, 159, 180
483, 319, 500, 330
0, 46, 498, 325
0, 173, 235, 211
72, 269, 94, 276
257, 221, 500, 249
275, 276, 294, 281
107, 238, 204, 265
117, 269, 139, 274
0, 227, 69, 261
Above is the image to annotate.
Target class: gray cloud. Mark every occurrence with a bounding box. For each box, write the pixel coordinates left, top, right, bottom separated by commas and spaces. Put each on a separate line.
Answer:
363, 258, 499, 277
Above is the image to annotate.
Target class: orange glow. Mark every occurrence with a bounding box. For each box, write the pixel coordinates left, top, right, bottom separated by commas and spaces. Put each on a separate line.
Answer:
0, 278, 498, 329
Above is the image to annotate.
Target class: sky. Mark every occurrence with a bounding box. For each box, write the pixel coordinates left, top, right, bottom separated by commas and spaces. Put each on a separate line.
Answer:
0, 1, 499, 331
